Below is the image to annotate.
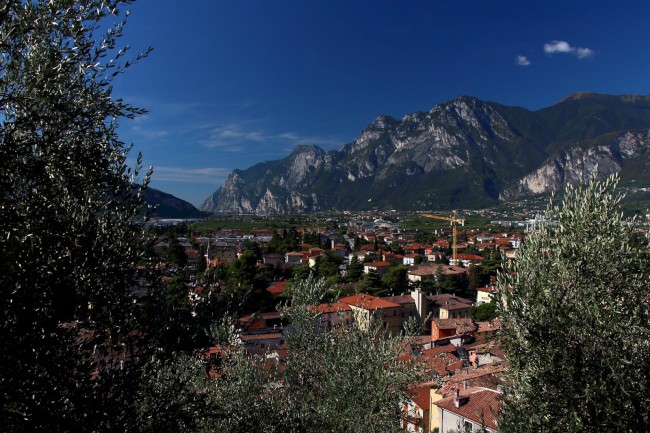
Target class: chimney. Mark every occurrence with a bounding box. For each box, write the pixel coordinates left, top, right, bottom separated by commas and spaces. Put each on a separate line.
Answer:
410, 287, 427, 327
453, 388, 468, 408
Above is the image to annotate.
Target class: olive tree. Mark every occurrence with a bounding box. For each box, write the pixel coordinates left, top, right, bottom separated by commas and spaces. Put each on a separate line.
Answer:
0, 1, 152, 431
278, 277, 419, 432
497, 175, 650, 432
137, 277, 426, 433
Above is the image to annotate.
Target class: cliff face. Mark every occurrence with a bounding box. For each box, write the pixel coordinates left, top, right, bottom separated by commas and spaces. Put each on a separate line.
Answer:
500, 130, 650, 199
201, 93, 650, 214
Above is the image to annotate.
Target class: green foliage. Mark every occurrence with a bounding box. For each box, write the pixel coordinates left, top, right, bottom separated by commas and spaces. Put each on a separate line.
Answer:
155, 277, 422, 432
265, 226, 299, 253
292, 264, 313, 281
0, 1, 155, 431
136, 353, 223, 432
345, 255, 364, 281
195, 245, 207, 274
226, 251, 258, 291
468, 299, 497, 322
240, 239, 262, 260
142, 276, 212, 354
381, 265, 409, 294
357, 269, 383, 294
497, 175, 650, 432
433, 272, 469, 297
161, 235, 188, 266
283, 278, 426, 432
313, 251, 343, 279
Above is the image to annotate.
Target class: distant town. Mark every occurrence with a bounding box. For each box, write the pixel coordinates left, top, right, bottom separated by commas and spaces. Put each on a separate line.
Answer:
144, 207, 649, 433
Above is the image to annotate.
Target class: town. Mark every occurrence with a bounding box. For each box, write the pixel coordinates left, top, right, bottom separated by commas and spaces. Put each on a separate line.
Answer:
145, 208, 649, 433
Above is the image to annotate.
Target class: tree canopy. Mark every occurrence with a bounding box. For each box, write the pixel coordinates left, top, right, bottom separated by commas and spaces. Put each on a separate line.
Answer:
0, 1, 152, 430
497, 175, 650, 432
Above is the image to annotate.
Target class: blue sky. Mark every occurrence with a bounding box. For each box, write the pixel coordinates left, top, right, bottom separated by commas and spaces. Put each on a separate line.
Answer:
112, 0, 650, 206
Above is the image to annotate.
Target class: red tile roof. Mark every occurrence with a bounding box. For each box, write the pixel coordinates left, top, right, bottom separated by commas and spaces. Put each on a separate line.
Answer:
476, 319, 501, 334
364, 261, 392, 268
339, 293, 400, 310
406, 385, 431, 410
404, 243, 431, 251
433, 318, 477, 335
239, 332, 284, 342
428, 293, 473, 309
381, 295, 415, 305
455, 253, 484, 261
397, 344, 463, 376
311, 301, 353, 314
266, 281, 290, 297
435, 387, 501, 430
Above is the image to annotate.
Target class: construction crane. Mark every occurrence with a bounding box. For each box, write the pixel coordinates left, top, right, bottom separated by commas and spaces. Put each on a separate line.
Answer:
421, 211, 465, 265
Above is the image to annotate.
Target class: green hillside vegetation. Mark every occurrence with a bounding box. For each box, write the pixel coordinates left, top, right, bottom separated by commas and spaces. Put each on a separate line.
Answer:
204, 92, 650, 214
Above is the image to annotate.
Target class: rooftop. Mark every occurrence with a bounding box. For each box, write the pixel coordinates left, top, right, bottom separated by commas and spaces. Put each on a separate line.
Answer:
435, 387, 501, 431
339, 293, 401, 310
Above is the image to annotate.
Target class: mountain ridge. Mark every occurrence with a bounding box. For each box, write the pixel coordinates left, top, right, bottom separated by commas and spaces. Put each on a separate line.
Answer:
145, 188, 207, 218
201, 93, 650, 214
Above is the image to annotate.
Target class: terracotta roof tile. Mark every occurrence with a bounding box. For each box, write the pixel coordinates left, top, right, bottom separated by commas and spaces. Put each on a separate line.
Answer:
433, 318, 477, 336
406, 385, 431, 410
435, 387, 501, 430
266, 281, 290, 297
311, 301, 353, 314
364, 261, 392, 267
339, 293, 400, 310
381, 295, 415, 305
455, 253, 484, 261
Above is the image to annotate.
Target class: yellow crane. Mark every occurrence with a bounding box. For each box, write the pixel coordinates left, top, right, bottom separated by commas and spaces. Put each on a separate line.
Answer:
421, 211, 465, 264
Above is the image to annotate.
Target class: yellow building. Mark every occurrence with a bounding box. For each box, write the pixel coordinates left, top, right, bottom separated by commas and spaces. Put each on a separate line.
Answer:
428, 294, 473, 319
339, 293, 402, 334
430, 386, 444, 432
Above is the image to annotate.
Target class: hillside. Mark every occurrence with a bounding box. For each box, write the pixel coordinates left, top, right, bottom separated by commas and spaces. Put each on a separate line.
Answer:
201, 93, 650, 213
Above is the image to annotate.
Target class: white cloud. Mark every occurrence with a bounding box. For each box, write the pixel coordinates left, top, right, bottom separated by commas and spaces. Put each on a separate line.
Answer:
201, 124, 270, 150
576, 47, 594, 59
515, 55, 531, 66
212, 124, 267, 142
279, 132, 301, 141
544, 40, 573, 54
279, 131, 342, 147
130, 125, 170, 139
151, 166, 229, 184
543, 40, 594, 59
200, 121, 343, 152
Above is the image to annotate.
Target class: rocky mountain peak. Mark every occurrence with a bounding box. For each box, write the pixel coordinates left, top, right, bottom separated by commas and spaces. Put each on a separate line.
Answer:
369, 115, 399, 130
292, 143, 324, 154
201, 93, 650, 214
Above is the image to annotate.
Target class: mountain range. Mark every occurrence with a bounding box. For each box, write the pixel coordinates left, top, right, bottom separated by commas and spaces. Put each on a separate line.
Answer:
145, 188, 207, 219
201, 93, 650, 214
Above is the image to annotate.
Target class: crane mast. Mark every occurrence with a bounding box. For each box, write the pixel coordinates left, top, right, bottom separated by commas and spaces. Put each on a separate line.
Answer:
421, 211, 465, 264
